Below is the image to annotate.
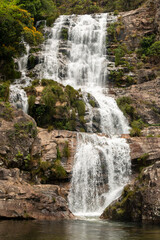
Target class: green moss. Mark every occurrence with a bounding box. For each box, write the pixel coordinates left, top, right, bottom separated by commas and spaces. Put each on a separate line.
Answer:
75, 100, 85, 116
114, 10, 119, 16
51, 159, 67, 179
27, 79, 87, 131
117, 96, 134, 117
63, 141, 70, 158
56, 147, 62, 160
109, 69, 124, 87
114, 45, 127, 66
60, 27, 68, 41
80, 127, 85, 132
116, 97, 145, 136
137, 153, 149, 171
24, 154, 31, 169
89, 99, 96, 108
0, 81, 10, 101
14, 120, 37, 138
130, 119, 145, 137
0, 102, 13, 121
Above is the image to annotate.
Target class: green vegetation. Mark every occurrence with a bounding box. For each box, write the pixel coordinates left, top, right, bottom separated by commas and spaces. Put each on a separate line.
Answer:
17, 0, 59, 23
0, 102, 13, 121
0, 81, 10, 101
103, 185, 140, 221
116, 96, 145, 136
137, 153, 149, 172
117, 97, 135, 119
137, 35, 160, 63
114, 45, 126, 66
0, 0, 43, 80
89, 99, 96, 108
57, 0, 146, 15
35, 156, 67, 183
61, 28, 68, 41
27, 79, 86, 131
0, 0, 147, 80
63, 141, 70, 158
107, 19, 136, 87
14, 120, 37, 138
130, 119, 144, 137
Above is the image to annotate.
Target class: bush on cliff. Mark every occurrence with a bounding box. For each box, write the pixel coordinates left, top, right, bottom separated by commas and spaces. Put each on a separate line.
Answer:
27, 79, 86, 131
0, 1, 43, 80
0, 82, 10, 101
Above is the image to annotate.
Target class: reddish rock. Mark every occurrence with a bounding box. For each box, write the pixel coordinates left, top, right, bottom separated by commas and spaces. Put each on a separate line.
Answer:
0, 168, 74, 220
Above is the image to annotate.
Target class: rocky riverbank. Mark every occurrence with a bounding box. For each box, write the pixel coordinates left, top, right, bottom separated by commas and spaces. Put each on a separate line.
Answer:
0, 101, 160, 220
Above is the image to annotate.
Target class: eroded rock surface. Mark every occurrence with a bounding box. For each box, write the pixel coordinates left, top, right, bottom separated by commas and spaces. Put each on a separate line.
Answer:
0, 168, 73, 220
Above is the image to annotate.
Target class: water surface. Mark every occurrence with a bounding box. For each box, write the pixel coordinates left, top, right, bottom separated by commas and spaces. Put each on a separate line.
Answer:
0, 219, 160, 240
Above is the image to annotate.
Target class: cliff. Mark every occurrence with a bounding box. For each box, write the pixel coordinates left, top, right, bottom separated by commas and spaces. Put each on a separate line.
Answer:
0, 102, 75, 220
101, 0, 160, 223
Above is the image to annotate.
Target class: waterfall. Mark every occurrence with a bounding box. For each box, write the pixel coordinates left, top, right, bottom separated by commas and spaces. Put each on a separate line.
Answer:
9, 41, 31, 113
9, 13, 131, 216
69, 133, 131, 216
37, 13, 131, 216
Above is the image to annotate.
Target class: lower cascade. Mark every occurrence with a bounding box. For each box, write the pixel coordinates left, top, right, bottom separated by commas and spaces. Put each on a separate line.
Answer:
68, 133, 131, 216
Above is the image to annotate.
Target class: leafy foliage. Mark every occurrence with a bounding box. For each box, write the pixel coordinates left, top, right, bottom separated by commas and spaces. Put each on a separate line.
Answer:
0, 82, 10, 101
28, 79, 86, 131
0, 1, 43, 79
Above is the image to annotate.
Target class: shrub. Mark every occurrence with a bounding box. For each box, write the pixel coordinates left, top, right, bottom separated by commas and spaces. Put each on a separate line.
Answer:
42, 86, 56, 109
0, 82, 10, 101
109, 69, 124, 87
148, 41, 160, 59
75, 100, 85, 116
63, 141, 70, 158
114, 45, 126, 66
60, 27, 68, 41
28, 95, 36, 115
116, 96, 137, 121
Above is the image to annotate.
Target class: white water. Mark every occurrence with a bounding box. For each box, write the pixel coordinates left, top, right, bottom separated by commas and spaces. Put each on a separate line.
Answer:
69, 133, 131, 216
38, 13, 131, 216
9, 41, 31, 113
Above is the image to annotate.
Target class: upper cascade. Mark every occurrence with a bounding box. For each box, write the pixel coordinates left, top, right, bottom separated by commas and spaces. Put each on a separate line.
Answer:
38, 13, 130, 136
40, 13, 112, 87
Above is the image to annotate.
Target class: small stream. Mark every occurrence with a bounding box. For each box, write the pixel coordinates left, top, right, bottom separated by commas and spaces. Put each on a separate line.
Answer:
0, 219, 160, 240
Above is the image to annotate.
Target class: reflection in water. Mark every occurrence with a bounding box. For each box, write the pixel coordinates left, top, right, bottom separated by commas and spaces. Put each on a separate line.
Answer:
0, 220, 160, 240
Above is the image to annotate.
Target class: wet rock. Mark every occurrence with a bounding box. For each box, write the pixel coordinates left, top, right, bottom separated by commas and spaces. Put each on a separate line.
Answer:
27, 54, 39, 70
101, 161, 160, 223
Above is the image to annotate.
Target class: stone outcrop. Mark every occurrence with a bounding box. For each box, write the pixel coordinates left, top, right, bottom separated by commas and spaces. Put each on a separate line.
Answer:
126, 135, 160, 171
0, 168, 73, 220
0, 102, 37, 169
101, 161, 160, 223
113, 78, 160, 125
36, 128, 77, 175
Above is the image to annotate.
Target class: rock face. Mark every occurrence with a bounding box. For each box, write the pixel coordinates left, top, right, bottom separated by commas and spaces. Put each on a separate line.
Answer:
0, 168, 73, 220
0, 102, 37, 169
0, 102, 76, 220
101, 161, 160, 223
122, 135, 160, 171
114, 78, 160, 125
36, 128, 77, 180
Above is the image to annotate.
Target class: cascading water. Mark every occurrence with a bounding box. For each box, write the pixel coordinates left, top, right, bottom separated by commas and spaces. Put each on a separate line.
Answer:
69, 133, 131, 216
9, 41, 31, 113
23, 13, 131, 216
